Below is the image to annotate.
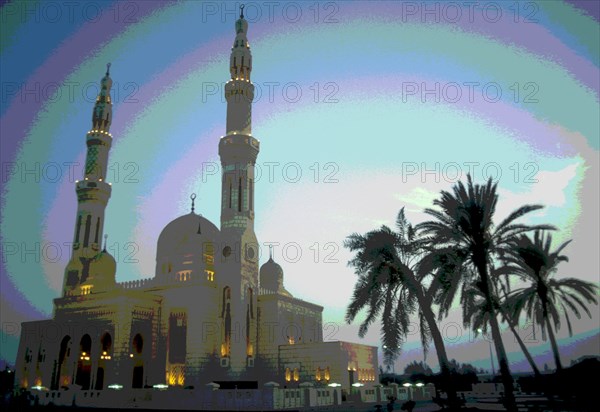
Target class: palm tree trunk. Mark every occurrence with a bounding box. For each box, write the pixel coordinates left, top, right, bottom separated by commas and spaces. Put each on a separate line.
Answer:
411, 284, 459, 407
476, 258, 517, 411
500, 308, 541, 377
543, 308, 563, 372
421, 302, 458, 404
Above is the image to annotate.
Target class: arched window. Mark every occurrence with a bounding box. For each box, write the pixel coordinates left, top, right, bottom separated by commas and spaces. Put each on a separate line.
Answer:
132, 333, 143, 354
131, 333, 144, 388
249, 179, 253, 211
94, 217, 100, 245
83, 215, 91, 247
169, 313, 187, 365
248, 287, 254, 318
75, 216, 82, 243
221, 287, 232, 357
238, 177, 243, 212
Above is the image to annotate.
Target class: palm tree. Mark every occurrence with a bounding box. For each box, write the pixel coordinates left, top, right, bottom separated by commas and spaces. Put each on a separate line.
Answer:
504, 231, 598, 372
344, 208, 460, 406
461, 278, 542, 377
417, 175, 552, 411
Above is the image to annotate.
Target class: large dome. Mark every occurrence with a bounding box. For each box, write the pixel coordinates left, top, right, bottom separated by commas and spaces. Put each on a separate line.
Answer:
156, 212, 220, 278
156, 212, 220, 259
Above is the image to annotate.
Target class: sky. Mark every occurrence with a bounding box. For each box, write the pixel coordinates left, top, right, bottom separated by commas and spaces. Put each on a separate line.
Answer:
1, 0, 599, 373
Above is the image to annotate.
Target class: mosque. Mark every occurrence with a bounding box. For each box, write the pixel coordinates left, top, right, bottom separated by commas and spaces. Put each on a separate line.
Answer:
14, 7, 378, 396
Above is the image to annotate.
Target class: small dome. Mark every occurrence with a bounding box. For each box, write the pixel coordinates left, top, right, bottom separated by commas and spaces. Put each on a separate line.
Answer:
84, 250, 117, 290
260, 257, 283, 280
157, 212, 220, 259
91, 250, 116, 278
260, 257, 292, 297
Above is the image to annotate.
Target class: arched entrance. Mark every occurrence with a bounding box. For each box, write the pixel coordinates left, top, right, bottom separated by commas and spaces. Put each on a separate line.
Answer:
131, 333, 144, 388
75, 334, 92, 389
54, 336, 71, 389
95, 332, 112, 390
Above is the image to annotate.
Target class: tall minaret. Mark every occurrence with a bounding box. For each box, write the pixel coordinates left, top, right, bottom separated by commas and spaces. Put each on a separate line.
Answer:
218, 6, 260, 376
62, 64, 114, 296
219, 5, 259, 239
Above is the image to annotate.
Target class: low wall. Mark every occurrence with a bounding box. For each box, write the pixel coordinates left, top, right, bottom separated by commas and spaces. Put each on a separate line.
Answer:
25, 386, 342, 410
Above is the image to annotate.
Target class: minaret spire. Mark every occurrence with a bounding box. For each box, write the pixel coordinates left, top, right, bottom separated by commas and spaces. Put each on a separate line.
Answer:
63, 65, 115, 296
190, 193, 196, 214
220, 12, 259, 231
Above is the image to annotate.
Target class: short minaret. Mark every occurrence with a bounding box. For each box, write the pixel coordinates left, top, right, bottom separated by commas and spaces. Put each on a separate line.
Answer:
62, 64, 115, 296
218, 6, 260, 376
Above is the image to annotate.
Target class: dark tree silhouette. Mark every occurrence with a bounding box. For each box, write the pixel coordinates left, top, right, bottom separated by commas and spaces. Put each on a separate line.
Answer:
417, 175, 552, 411
404, 360, 433, 377
459, 271, 542, 377
505, 231, 598, 372
344, 208, 459, 406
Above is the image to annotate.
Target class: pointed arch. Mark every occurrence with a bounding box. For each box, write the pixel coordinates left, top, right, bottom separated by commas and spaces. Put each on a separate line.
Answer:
75, 334, 92, 389
54, 336, 72, 389
131, 333, 144, 388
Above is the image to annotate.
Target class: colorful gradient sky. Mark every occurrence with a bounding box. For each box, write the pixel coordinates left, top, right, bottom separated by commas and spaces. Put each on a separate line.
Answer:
1, 1, 599, 372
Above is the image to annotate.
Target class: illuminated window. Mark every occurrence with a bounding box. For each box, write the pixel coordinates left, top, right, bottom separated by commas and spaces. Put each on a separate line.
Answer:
316, 367, 321, 381
293, 368, 299, 382
324, 367, 330, 381
206, 270, 215, 281
166, 365, 184, 386
285, 368, 291, 382
177, 270, 191, 281
81, 285, 92, 295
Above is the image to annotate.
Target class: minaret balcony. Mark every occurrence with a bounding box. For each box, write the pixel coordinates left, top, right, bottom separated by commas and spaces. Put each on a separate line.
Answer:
86, 131, 113, 147
225, 80, 254, 98
75, 179, 112, 203
219, 134, 260, 163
